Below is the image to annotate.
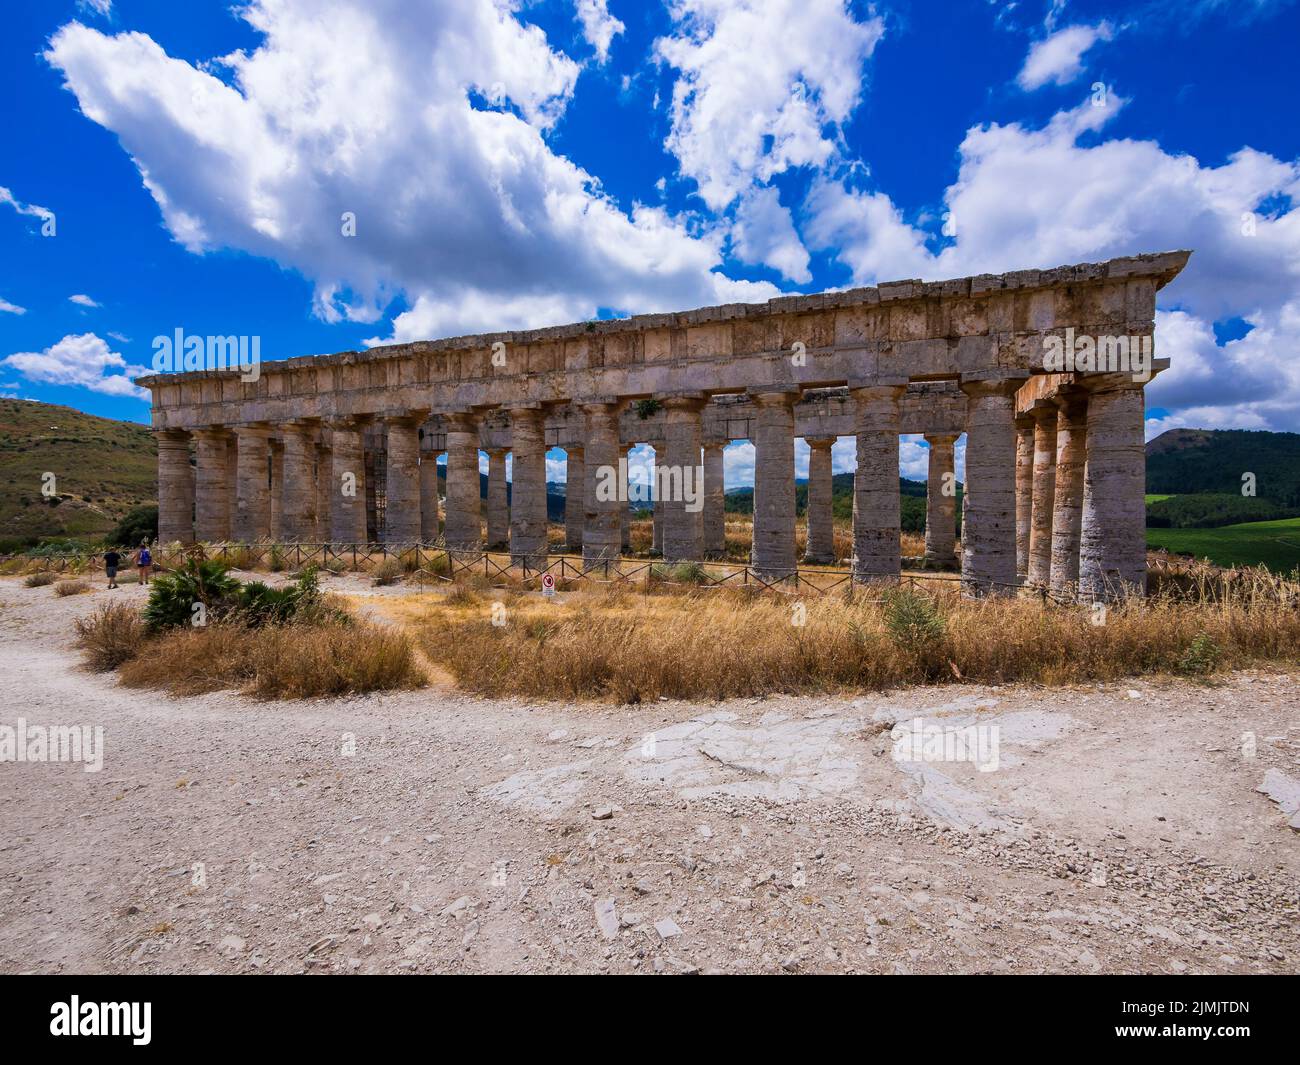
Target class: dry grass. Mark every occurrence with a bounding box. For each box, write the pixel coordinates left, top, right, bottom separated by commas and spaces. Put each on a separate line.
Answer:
53, 579, 91, 597
23, 571, 57, 587
115, 620, 425, 698
74, 602, 147, 671
409, 578, 1300, 703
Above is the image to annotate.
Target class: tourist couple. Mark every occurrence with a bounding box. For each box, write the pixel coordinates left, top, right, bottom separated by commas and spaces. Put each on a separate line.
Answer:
103, 541, 154, 589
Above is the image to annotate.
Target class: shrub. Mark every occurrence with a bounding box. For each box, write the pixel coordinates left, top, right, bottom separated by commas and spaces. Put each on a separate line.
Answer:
370, 557, 404, 586
24, 571, 57, 588
53, 580, 91, 597
108, 505, 158, 547
884, 588, 946, 653
74, 602, 147, 671
142, 559, 241, 630
1179, 631, 1223, 677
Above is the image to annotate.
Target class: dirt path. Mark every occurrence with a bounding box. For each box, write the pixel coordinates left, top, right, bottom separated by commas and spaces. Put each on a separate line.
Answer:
1, 573, 1297, 974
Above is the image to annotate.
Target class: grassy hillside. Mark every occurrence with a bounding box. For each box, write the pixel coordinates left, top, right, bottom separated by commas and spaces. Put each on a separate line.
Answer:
0, 398, 156, 550
1146, 428, 1300, 506
1147, 517, 1300, 574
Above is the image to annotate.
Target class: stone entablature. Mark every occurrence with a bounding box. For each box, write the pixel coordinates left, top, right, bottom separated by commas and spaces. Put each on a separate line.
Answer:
137, 251, 1189, 431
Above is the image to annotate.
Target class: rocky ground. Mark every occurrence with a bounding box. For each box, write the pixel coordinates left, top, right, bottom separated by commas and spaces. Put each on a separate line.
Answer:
0, 572, 1297, 974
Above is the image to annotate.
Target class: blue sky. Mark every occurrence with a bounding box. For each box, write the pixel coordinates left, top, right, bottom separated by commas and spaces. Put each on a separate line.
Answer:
2, 0, 1298, 488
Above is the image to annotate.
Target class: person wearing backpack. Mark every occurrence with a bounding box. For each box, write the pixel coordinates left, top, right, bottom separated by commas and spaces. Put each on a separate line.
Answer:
136, 540, 154, 585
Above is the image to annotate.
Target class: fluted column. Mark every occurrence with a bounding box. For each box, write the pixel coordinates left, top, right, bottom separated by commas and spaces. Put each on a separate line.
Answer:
420, 449, 442, 542
508, 407, 548, 569
156, 430, 194, 543
232, 426, 271, 541
923, 433, 958, 567
444, 413, 481, 551
750, 390, 798, 578
279, 424, 318, 541
564, 447, 584, 551
383, 414, 423, 544
851, 384, 905, 581
582, 401, 623, 564
1027, 403, 1058, 589
269, 440, 284, 540
661, 396, 706, 561
226, 436, 239, 534
959, 378, 1021, 596
485, 448, 509, 549
193, 428, 232, 542
803, 436, 835, 564
1080, 382, 1148, 601
1015, 415, 1034, 578
1049, 391, 1088, 599
328, 417, 367, 544
703, 441, 726, 558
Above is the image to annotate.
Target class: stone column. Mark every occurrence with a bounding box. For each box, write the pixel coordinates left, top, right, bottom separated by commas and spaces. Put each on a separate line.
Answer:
193, 429, 232, 542
226, 436, 239, 533
959, 378, 1021, 596
485, 448, 509, 549
923, 433, 958, 567
443, 413, 481, 551
703, 441, 726, 558
850, 384, 905, 581
1014, 415, 1035, 578
803, 436, 835, 564
660, 395, 706, 561
1027, 403, 1058, 589
1079, 382, 1148, 601
582, 401, 623, 564
315, 443, 333, 541
650, 440, 664, 554
420, 449, 442, 542
269, 440, 284, 540
156, 430, 194, 543
508, 407, 548, 569
231, 426, 271, 541
280, 423, 318, 541
328, 418, 368, 544
1048, 391, 1088, 600
621, 444, 633, 553
564, 446, 584, 551
383, 414, 423, 544
750, 390, 798, 578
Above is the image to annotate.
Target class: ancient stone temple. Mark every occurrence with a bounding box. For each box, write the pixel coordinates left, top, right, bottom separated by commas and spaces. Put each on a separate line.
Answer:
137, 251, 1189, 600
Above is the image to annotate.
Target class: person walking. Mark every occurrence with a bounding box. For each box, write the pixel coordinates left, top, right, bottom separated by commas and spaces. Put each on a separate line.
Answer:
136, 540, 153, 585
103, 547, 122, 589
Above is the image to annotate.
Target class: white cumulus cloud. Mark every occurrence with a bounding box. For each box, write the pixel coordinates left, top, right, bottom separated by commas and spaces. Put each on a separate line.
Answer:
1017, 22, 1114, 91
2, 332, 149, 398
45, 1, 776, 345
575, 0, 624, 63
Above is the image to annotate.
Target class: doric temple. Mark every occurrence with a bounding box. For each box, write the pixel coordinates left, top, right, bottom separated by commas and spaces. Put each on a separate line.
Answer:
135, 250, 1190, 600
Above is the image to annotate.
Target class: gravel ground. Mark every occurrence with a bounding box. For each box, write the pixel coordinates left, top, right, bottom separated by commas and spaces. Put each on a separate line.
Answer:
1, 572, 1297, 974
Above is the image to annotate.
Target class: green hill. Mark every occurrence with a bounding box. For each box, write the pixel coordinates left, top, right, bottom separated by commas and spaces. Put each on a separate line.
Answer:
1146, 428, 1300, 507
0, 398, 156, 550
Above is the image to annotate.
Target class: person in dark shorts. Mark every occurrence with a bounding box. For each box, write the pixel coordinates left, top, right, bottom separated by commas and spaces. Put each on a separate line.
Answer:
135, 541, 153, 585
104, 548, 122, 589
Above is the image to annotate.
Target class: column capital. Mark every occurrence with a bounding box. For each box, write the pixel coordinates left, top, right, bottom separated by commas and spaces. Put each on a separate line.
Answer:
192, 425, 233, 440
154, 428, 192, 446
231, 422, 274, 439
1029, 399, 1059, 425
661, 392, 708, 413
849, 382, 907, 404
443, 411, 478, 433
324, 412, 372, 431
746, 386, 799, 407
702, 439, 727, 452
804, 435, 836, 450
959, 373, 1028, 399
382, 409, 428, 427
923, 432, 958, 448
485, 446, 509, 458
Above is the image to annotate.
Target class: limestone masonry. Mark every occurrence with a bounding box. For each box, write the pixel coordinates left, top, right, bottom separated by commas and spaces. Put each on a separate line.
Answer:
137, 250, 1190, 599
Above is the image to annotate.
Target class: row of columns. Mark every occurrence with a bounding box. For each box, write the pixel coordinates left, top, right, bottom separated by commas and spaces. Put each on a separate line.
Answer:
157, 374, 1147, 599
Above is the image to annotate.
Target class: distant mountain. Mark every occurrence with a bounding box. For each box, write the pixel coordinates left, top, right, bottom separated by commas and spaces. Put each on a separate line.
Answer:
0, 398, 156, 550
1146, 428, 1300, 506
